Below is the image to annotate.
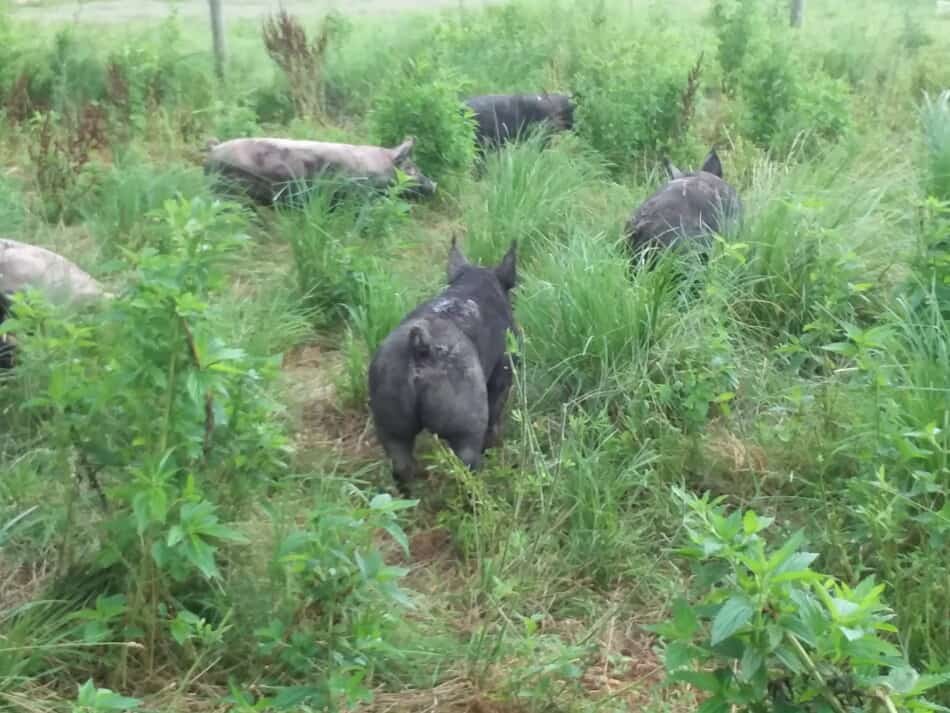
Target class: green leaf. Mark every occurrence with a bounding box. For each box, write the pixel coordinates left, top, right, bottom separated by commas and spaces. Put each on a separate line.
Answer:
884, 665, 919, 695
382, 522, 410, 556
166, 525, 184, 547
765, 530, 806, 574
773, 643, 805, 674
773, 552, 819, 578
739, 645, 764, 683
743, 510, 759, 534
697, 696, 730, 713
671, 598, 699, 639
670, 670, 722, 693
664, 641, 695, 671
839, 626, 864, 641
711, 595, 755, 646
75, 679, 141, 710
821, 341, 855, 355
369, 493, 392, 510
906, 671, 950, 696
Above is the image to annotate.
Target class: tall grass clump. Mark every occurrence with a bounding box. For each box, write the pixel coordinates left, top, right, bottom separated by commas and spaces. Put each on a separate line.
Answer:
822, 294, 950, 676
278, 180, 417, 328
727, 146, 909, 350
515, 230, 679, 407
462, 133, 614, 265
921, 90, 950, 200
0, 172, 27, 233
81, 154, 212, 253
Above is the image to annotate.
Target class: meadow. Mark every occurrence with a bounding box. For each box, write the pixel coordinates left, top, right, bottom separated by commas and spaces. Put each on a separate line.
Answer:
0, 0, 949, 711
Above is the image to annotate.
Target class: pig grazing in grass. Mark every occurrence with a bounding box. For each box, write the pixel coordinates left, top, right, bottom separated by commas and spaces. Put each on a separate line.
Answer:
465, 93, 574, 149
368, 238, 519, 495
0, 238, 107, 369
204, 135, 437, 205
0, 238, 105, 304
625, 149, 741, 262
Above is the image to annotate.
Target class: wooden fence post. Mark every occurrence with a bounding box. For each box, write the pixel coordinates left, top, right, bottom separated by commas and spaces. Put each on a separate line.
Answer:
209, 0, 227, 80
790, 0, 805, 27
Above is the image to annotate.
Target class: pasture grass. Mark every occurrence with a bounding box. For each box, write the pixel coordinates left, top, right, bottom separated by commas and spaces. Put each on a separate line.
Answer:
0, 0, 949, 710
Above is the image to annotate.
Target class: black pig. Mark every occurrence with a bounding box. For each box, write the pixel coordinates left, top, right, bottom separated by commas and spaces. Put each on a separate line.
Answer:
625, 149, 741, 262
368, 239, 518, 495
465, 93, 574, 149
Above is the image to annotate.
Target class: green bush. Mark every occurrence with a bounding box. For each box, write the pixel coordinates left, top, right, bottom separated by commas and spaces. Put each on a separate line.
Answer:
773, 69, 851, 154
251, 490, 415, 708
572, 33, 696, 169
736, 27, 851, 154
4, 197, 290, 680
653, 490, 950, 713
739, 40, 801, 148
0, 28, 106, 116
709, 0, 769, 92
369, 55, 475, 181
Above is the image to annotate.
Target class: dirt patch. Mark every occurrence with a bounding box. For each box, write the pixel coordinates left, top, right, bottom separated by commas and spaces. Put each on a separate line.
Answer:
282, 341, 378, 462
0, 555, 53, 611
364, 677, 522, 713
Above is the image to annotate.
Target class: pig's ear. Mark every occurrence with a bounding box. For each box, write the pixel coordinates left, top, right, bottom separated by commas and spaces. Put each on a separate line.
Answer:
391, 136, 416, 165
495, 241, 518, 290
663, 157, 683, 180
447, 235, 469, 283
700, 148, 723, 178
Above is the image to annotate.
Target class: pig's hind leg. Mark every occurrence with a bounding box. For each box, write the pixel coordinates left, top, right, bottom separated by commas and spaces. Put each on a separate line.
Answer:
377, 429, 418, 497
483, 353, 515, 451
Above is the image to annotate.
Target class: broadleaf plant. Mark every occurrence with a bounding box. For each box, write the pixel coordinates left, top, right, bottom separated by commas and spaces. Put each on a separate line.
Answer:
648, 488, 950, 713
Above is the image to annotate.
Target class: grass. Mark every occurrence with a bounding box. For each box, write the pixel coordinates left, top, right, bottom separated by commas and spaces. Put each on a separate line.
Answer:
0, 0, 949, 710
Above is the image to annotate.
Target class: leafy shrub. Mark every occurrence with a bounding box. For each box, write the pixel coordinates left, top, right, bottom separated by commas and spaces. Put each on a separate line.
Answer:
370, 55, 475, 181
572, 33, 697, 169
741, 45, 851, 155
739, 40, 801, 148
7, 198, 290, 662
250, 79, 296, 126
207, 99, 260, 141
0, 28, 106, 118
254, 491, 414, 708
103, 17, 214, 131
773, 69, 851, 154
653, 490, 950, 713
428, 3, 555, 92
709, 0, 769, 92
